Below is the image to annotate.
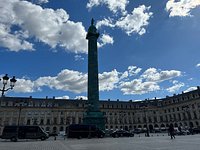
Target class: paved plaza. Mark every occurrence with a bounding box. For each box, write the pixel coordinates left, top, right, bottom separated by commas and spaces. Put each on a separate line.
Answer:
1, 134, 200, 150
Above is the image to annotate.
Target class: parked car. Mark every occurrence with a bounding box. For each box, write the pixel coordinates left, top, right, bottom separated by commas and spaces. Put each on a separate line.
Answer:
174, 128, 190, 135
132, 128, 142, 134
191, 128, 200, 134
104, 129, 113, 137
153, 128, 161, 133
182, 130, 190, 135
111, 130, 134, 138
1, 126, 49, 142
66, 124, 105, 138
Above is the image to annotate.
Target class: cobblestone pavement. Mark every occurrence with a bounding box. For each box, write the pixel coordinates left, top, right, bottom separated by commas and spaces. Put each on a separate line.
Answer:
1, 134, 200, 150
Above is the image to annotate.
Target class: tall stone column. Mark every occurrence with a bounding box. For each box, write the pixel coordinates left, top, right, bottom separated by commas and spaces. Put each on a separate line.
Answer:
86, 18, 100, 112
83, 19, 105, 130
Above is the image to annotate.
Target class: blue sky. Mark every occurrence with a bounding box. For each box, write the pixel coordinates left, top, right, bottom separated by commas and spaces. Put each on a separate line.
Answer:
0, 0, 200, 101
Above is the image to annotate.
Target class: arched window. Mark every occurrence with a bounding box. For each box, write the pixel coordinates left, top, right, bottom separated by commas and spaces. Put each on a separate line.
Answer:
53, 126, 57, 133
60, 126, 64, 131
46, 127, 50, 131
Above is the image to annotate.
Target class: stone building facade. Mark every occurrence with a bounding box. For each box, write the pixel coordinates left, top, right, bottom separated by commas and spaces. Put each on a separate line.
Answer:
0, 86, 200, 134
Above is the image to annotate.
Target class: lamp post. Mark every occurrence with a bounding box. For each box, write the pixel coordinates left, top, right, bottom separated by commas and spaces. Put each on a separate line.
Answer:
17, 103, 23, 127
15, 101, 26, 141
0, 74, 17, 97
16, 101, 27, 126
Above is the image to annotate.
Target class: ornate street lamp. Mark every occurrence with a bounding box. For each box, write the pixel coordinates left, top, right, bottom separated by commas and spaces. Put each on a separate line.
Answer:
0, 74, 17, 97
15, 101, 27, 141
17, 102, 23, 127
15, 101, 27, 126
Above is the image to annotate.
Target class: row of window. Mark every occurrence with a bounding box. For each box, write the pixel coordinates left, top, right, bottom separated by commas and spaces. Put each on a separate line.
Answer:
162, 92, 200, 106
1, 90, 199, 109
0, 116, 82, 126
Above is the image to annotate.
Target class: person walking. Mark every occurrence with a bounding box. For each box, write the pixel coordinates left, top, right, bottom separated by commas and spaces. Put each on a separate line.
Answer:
169, 124, 175, 139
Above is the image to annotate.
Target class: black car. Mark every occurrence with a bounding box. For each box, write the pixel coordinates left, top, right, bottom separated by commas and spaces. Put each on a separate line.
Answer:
191, 128, 200, 134
174, 130, 189, 135
66, 124, 105, 138
111, 130, 134, 138
1, 126, 49, 142
132, 129, 142, 134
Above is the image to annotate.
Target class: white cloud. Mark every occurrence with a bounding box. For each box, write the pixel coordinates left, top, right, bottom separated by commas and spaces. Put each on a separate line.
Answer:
31, 0, 49, 4
98, 34, 114, 47
119, 66, 142, 80
36, 0, 49, 4
166, 0, 200, 17
0, 0, 112, 53
35, 69, 88, 93
11, 67, 182, 96
15, 1, 87, 53
196, 63, 200, 67
118, 67, 182, 95
87, 0, 129, 15
166, 80, 185, 93
184, 86, 197, 92
141, 68, 182, 82
99, 69, 120, 91
172, 80, 178, 84
120, 79, 160, 95
0, 23, 34, 51
120, 71, 129, 80
96, 18, 115, 29
74, 55, 84, 61
128, 66, 142, 76
13, 69, 120, 94
116, 5, 153, 35
56, 95, 70, 99
75, 96, 88, 100
14, 78, 38, 93
97, 5, 153, 35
